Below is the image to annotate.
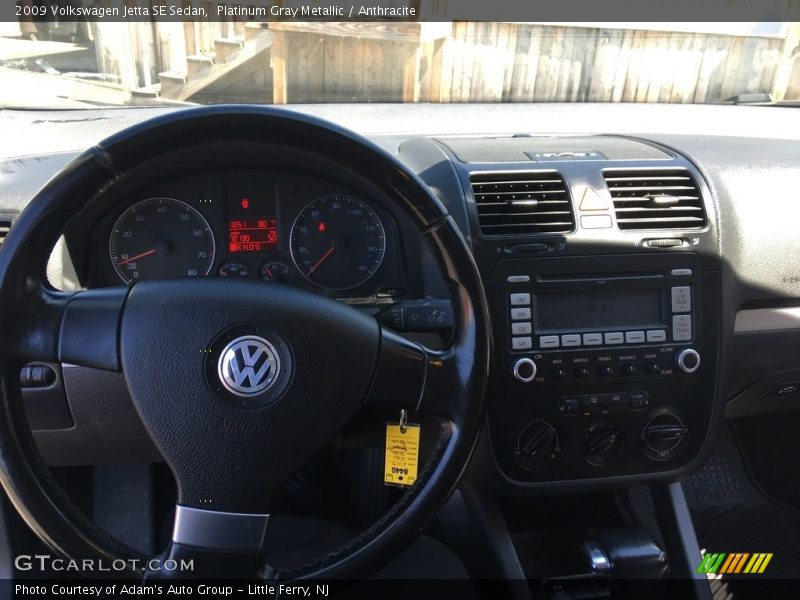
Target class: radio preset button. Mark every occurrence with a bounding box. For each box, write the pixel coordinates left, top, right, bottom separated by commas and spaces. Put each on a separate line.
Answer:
625, 331, 646, 344
507, 275, 531, 283
510, 307, 531, 321
510, 293, 531, 306
604, 332, 625, 345
672, 315, 692, 342
539, 336, 560, 349
561, 334, 581, 347
575, 367, 591, 378
511, 322, 532, 335
671, 286, 692, 313
512, 336, 533, 351
583, 333, 603, 346
646, 330, 667, 343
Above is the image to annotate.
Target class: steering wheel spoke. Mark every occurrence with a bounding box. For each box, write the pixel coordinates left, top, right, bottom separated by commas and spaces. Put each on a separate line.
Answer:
58, 287, 127, 371
144, 505, 270, 579
365, 326, 464, 421
171, 505, 270, 553
7, 284, 126, 371
364, 327, 427, 412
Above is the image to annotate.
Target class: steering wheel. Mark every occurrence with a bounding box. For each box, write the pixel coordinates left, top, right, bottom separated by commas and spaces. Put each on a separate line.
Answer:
0, 106, 490, 579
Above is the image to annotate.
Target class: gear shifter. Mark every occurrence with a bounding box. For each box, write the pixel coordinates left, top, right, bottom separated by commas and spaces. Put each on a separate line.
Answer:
582, 527, 668, 579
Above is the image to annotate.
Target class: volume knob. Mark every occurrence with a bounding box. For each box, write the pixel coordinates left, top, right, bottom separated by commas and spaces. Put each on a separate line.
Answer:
512, 358, 537, 383
675, 348, 701, 374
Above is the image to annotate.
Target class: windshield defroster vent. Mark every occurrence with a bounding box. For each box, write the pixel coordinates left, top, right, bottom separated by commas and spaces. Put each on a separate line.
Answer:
470, 171, 574, 236
603, 168, 706, 230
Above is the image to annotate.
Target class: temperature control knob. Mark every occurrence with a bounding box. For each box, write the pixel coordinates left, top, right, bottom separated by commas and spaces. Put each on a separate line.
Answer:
675, 348, 701, 374
583, 423, 624, 466
514, 420, 564, 471
641, 408, 689, 460
511, 357, 537, 383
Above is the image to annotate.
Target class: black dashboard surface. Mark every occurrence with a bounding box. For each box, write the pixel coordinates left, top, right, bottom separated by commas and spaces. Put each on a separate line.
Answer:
2, 103, 800, 491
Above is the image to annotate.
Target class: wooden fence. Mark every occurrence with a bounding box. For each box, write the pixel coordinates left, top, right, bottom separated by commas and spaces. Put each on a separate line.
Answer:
266, 22, 800, 104
91, 18, 800, 104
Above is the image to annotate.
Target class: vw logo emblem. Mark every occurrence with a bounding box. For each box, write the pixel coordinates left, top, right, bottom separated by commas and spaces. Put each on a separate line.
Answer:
217, 335, 281, 397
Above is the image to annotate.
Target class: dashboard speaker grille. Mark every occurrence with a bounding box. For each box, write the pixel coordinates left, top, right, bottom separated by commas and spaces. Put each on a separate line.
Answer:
470, 171, 574, 236
603, 168, 706, 230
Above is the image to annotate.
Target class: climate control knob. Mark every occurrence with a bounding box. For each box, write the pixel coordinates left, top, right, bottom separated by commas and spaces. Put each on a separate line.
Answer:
514, 420, 565, 471
641, 408, 689, 460
584, 423, 624, 466
511, 357, 537, 383
675, 348, 701, 374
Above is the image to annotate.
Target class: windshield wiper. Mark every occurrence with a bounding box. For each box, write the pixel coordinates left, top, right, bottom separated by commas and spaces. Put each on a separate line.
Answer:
719, 92, 799, 107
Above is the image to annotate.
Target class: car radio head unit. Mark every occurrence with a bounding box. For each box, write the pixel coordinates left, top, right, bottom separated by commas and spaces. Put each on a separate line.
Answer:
502, 253, 698, 364
489, 251, 715, 482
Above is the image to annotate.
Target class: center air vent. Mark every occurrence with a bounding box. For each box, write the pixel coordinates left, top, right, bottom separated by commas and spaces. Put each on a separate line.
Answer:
603, 168, 706, 230
470, 172, 574, 236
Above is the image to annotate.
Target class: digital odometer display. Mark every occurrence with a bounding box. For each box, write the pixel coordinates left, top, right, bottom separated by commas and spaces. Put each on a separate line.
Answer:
536, 290, 662, 331
290, 194, 386, 290
227, 217, 278, 252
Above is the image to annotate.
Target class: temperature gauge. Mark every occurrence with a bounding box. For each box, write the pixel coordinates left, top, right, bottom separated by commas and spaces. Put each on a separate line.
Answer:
259, 258, 293, 284
217, 259, 252, 278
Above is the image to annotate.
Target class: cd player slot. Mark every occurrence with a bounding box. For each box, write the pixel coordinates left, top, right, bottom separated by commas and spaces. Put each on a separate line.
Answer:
537, 272, 664, 284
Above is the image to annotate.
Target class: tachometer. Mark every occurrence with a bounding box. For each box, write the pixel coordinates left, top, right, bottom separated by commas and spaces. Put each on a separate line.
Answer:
290, 195, 386, 290
109, 197, 215, 284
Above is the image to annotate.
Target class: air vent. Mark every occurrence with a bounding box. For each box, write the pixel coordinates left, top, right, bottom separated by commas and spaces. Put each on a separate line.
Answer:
470, 172, 574, 235
603, 168, 706, 230
0, 215, 13, 247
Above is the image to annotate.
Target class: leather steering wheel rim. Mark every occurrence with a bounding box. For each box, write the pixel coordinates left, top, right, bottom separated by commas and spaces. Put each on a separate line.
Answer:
0, 106, 491, 579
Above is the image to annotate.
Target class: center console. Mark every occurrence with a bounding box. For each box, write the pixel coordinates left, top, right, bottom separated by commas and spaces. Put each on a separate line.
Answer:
418, 133, 721, 486
492, 251, 718, 482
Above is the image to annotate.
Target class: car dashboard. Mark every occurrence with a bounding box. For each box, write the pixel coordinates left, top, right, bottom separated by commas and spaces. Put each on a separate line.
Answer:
2, 103, 800, 497
78, 169, 409, 299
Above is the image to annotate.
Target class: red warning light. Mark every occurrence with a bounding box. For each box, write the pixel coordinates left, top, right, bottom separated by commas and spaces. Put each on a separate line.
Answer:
241, 198, 250, 210
318, 221, 326, 233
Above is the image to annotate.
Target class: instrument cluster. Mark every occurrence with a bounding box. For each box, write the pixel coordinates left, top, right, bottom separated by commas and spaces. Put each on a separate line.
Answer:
90, 169, 407, 298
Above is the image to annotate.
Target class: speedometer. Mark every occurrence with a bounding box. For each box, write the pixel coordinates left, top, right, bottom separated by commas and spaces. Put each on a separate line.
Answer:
109, 197, 215, 284
290, 195, 386, 290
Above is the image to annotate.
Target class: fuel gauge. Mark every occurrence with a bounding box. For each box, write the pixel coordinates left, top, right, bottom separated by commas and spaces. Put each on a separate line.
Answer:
259, 258, 293, 284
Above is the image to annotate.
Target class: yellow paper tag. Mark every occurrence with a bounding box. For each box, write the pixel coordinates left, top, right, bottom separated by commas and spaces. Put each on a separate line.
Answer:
384, 422, 420, 487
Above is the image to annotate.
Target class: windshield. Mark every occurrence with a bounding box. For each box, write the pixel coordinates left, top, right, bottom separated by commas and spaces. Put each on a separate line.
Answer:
1, 19, 797, 108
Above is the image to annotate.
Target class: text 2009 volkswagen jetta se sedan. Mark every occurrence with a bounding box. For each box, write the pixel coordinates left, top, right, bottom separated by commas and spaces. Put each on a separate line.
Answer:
2, 10, 800, 600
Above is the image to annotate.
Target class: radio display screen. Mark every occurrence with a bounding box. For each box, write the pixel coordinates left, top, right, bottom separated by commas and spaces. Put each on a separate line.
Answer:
536, 290, 662, 331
